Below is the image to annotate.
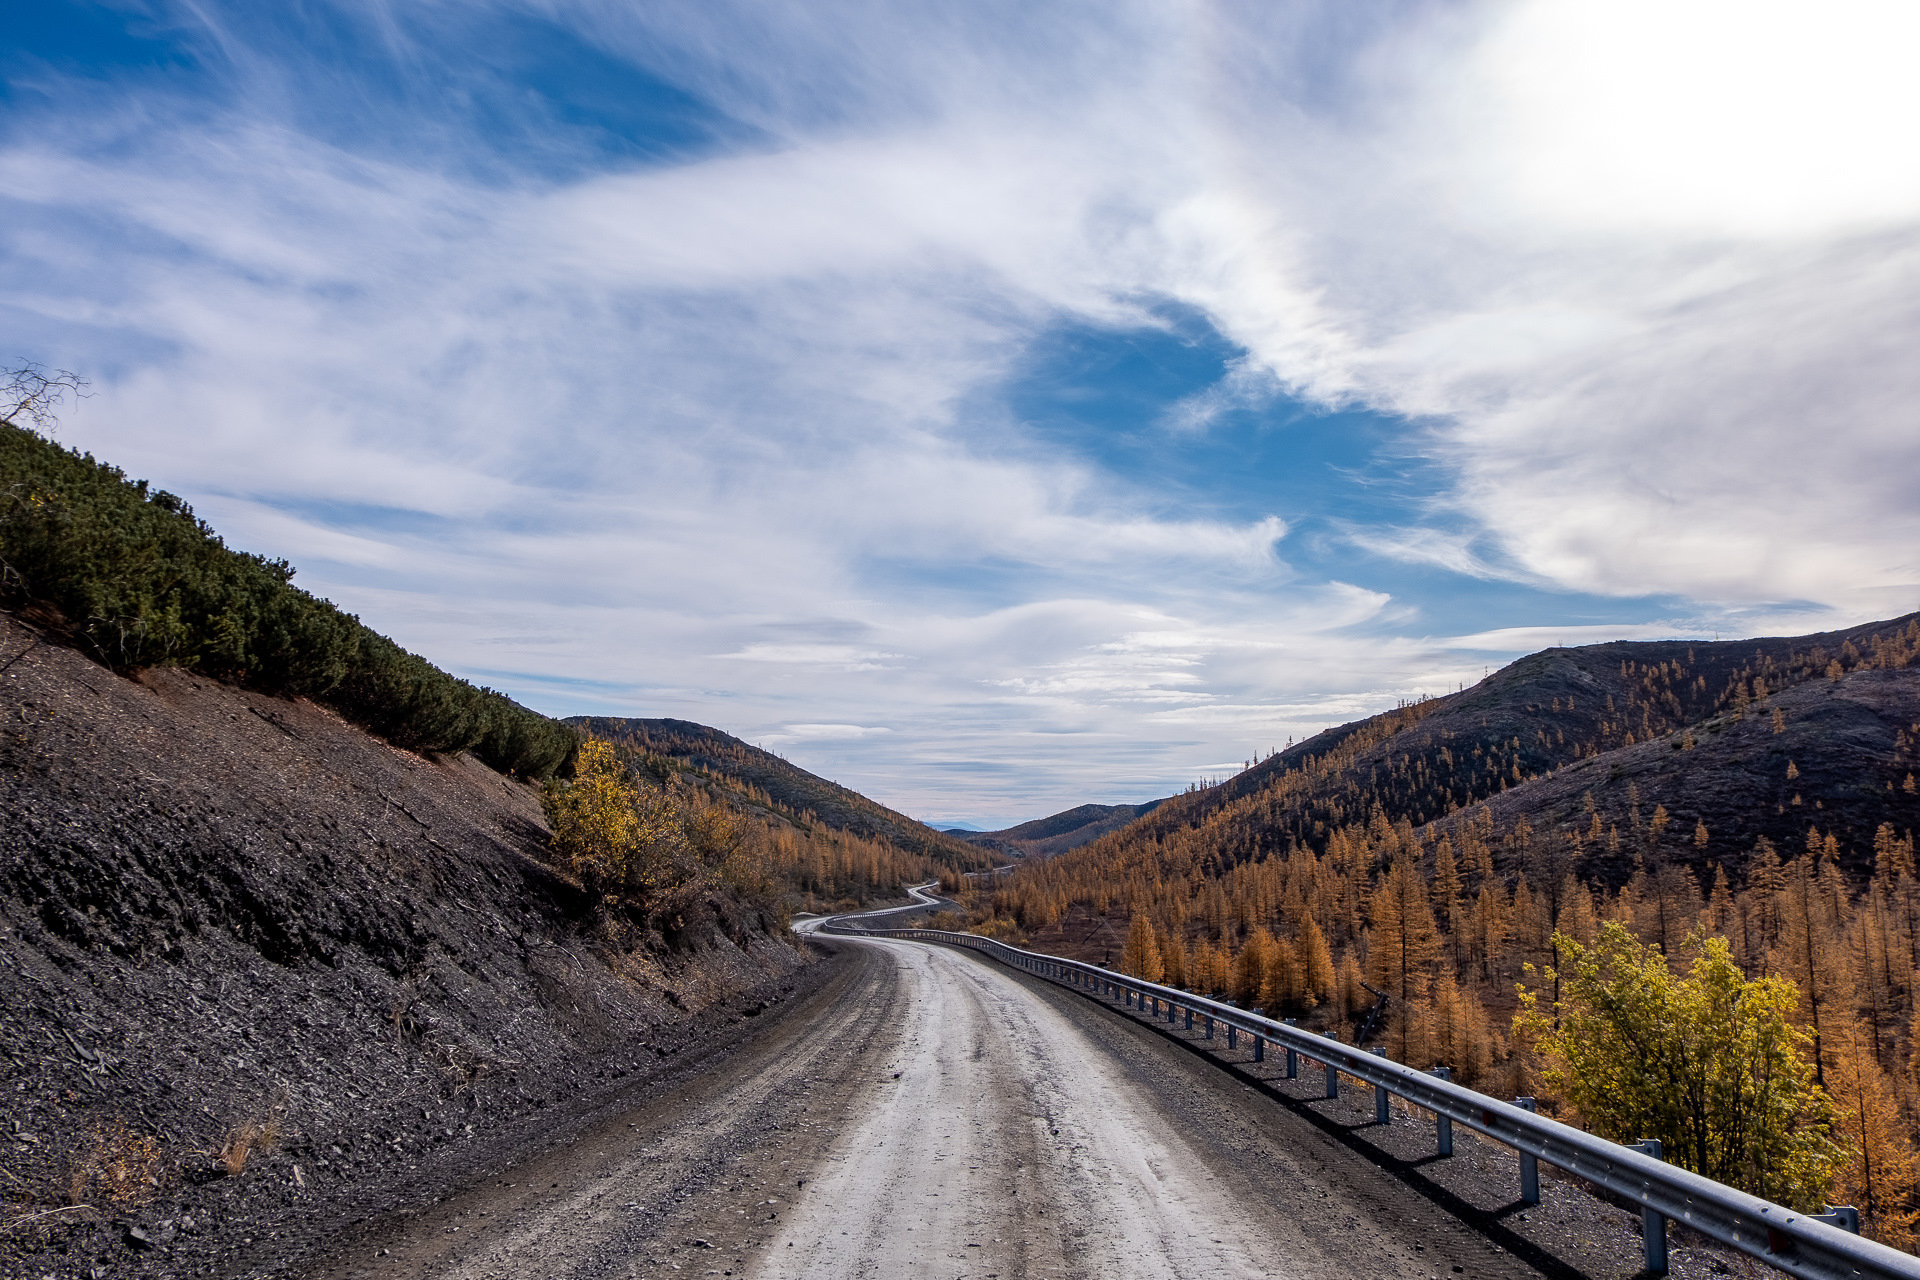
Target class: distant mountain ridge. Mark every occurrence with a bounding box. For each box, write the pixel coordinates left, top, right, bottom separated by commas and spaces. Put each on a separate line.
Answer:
953, 799, 1168, 858
1035, 611, 1920, 881
567, 716, 989, 869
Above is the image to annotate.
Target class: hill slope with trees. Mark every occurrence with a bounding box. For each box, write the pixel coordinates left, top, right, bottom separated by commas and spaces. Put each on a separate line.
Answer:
0, 418, 573, 778
950, 800, 1168, 858
569, 716, 993, 875
1064, 613, 1920, 880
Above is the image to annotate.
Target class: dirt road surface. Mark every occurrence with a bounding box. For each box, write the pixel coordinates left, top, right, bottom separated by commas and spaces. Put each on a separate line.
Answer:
309, 914, 1686, 1280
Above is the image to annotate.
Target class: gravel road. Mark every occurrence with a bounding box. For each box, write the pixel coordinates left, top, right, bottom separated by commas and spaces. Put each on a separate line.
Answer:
307, 919, 1604, 1280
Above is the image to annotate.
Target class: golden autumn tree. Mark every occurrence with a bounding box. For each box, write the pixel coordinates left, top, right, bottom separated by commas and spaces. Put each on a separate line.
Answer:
1121, 913, 1164, 983
1826, 1016, 1920, 1247
1429, 968, 1496, 1086
1367, 854, 1442, 1061
1233, 928, 1282, 1007
1159, 922, 1189, 990
1258, 934, 1303, 1015
1774, 845, 1848, 1088
1294, 912, 1336, 1009
1190, 938, 1230, 996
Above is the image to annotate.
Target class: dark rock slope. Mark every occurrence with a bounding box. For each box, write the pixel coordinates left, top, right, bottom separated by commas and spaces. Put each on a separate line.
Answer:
1454, 662, 1920, 884
0, 614, 811, 1278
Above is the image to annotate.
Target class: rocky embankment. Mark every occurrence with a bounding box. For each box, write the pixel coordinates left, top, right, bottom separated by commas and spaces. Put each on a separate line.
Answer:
0, 613, 813, 1278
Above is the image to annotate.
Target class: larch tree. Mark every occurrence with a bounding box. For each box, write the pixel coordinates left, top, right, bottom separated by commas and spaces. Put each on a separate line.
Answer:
1121, 913, 1164, 984
1294, 913, 1336, 1009
1826, 1014, 1920, 1247
1775, 846, 1849, 1088
1366, 855, 1441, 1061
1233, 928, 1281, 1007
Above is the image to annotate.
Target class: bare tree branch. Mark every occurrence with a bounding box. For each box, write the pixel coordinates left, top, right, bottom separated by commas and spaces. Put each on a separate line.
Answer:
2, 361, 92, 434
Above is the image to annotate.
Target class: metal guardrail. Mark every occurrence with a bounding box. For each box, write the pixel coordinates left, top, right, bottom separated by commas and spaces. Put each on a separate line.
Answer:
822, 918, 1920, 1280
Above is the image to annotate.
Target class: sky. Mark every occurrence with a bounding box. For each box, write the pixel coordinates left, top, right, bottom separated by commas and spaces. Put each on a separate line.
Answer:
5, 1, 1920, 827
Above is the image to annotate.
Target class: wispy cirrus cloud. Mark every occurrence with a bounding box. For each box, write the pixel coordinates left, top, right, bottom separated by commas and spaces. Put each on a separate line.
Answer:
3, 0, 1916, 825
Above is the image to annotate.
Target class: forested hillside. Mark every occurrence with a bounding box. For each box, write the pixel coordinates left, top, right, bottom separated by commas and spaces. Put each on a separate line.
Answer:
950, 615, 1920, 1244
0, 421, 573, 777
0, 418, 966, 916
566, 717, 997, 910
1079, 613, 1920, 878
572, 717, 989, 863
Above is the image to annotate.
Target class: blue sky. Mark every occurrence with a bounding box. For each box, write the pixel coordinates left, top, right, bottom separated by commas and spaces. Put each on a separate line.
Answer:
6, 1, 1920, 826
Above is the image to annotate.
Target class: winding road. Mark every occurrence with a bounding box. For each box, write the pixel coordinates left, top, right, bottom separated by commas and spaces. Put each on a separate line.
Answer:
311, 893, 1667, 1280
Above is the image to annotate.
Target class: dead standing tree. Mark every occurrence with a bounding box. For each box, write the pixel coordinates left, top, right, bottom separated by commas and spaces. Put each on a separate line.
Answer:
2, 361, 91, 433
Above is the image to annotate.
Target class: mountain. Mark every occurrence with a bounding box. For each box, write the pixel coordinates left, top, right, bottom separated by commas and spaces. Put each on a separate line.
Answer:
1068, 613, 1920, 880
953, 800, 1169, 858
567, 716, 992, 871
1450, 659, 1920, 884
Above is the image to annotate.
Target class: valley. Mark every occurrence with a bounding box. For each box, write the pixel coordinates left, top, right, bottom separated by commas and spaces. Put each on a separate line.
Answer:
6, 417, 1920, 1273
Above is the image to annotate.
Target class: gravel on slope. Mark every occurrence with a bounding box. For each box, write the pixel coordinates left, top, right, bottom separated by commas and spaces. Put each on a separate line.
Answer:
0, 613, 813, 1280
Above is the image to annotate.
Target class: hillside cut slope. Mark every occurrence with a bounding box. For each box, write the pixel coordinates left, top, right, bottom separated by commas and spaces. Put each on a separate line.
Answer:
0, 615, 809, 1279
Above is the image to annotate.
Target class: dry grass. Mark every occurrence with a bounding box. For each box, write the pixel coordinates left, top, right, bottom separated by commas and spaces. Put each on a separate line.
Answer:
66, 1117, 162, 1207
215, 1115, 280, 1177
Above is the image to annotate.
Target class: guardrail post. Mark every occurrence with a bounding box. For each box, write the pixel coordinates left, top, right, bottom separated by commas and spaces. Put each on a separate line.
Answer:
1515, 1097, 1539, 1204
1184, 1007, 1194, 1031
1428, 1068, 1452, 1155
1371, 1047, 1390, 1124
1168, 1001, 1178, 1025
1228, 1024, 1238, 1050
1205, 1015, 1215, 1041
1628, 1139, 1668, 1274
1253, 1034, 1264, 1063
1324, 1036, 1339, 1099
1814, 1205, 1861, 1234
1284, 1019, 1298, 1078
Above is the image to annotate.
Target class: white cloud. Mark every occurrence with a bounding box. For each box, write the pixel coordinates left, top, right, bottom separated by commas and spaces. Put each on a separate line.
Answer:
1465, 0, 1920, 236
766, 723, 895, 742
5, 0, 1918, 821
1444, 623, 1714, 653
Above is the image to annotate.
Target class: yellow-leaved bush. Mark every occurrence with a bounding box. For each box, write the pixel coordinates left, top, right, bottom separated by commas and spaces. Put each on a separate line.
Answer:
542, 736, 788, 928
545, 737, 680, 898
1516, 921, 1844, 1211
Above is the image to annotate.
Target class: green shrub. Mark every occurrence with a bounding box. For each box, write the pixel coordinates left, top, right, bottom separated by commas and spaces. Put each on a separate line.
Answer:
0, 422, 574, 778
